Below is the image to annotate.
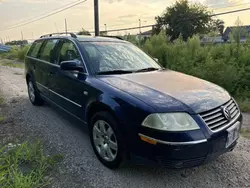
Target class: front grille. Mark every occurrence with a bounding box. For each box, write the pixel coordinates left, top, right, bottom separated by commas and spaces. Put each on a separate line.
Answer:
199, 99, 240, 131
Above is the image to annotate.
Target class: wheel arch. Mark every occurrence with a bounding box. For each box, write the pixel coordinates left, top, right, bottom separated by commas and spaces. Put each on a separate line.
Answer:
87, 100, 130, 163
86, 101, 119, 127
25, 71, 35, 84
26, 73, 31, 83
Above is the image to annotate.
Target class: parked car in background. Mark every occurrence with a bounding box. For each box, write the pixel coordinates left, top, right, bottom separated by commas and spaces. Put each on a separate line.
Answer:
0, 44, 11, 52
25, 33, 242, 169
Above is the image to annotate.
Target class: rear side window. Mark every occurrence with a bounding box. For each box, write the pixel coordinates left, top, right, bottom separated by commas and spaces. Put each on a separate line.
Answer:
28, 41, 43, 58
39, 39, 58, 63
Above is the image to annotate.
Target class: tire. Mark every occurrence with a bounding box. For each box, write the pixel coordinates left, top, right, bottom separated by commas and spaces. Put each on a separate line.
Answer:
89, 111, 126, 169
27, 78, 44, 106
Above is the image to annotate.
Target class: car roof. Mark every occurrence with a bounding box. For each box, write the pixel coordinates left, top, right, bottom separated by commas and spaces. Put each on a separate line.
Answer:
76, 35, 126, 42
35, 35, 128, 43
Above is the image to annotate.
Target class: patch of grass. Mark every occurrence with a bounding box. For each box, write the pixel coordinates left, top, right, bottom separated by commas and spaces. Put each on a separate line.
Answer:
240, 129, 250, 139
0, 141, 63, 188
236, 98, 250, 112
1, 61, 24, 69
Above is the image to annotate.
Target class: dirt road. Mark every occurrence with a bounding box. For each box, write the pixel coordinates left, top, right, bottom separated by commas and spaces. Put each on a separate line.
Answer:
0, 65, 250, 188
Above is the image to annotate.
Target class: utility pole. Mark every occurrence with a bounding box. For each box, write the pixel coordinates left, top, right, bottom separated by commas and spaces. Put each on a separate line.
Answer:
94, 0, 99, 36
65, 19, 68, 34
21, 31, 24, 41
139, 19, 141, 34
104, 24, 107, 32
21, 31, 24, 47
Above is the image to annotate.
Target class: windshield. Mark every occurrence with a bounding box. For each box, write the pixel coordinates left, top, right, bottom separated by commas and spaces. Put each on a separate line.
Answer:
80, 42, 161, 74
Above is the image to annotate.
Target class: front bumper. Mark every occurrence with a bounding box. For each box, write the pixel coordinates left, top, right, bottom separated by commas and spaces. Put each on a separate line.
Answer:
130, 115, 242, 168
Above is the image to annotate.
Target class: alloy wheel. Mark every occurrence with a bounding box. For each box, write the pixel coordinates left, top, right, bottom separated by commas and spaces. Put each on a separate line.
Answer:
92, 120, 118, 162
28, 81, 35, 103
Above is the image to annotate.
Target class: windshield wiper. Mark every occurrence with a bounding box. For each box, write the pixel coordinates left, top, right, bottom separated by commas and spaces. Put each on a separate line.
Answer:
97, 70, 134, 75
135, 67, 162, 73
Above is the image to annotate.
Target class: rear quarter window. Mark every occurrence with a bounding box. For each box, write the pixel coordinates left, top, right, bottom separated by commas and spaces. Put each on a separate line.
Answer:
28, 40, 43, 58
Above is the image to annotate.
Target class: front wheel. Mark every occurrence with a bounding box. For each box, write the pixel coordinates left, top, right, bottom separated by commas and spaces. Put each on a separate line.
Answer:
27, 79, 44, 106
89, 111, 126, 169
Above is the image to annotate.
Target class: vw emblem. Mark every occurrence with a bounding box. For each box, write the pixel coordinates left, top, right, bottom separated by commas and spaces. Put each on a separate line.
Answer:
222, 106, 231, 120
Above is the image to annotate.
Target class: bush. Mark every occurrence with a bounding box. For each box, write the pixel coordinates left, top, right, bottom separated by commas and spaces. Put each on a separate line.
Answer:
0, 48, 18, 60
0, 45, 30, 61
17, 45, 30, 61
128, 34, 250, 100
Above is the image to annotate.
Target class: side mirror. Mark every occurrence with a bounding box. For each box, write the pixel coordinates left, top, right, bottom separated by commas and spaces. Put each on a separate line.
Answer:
153, 58, 159, 62
60, 60, 83, 71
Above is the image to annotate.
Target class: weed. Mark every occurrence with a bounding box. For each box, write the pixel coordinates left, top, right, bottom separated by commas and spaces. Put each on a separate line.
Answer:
0, 141, 63, 188
236, 98, 250, 112
0, 59, 24, 69
0, 45, 30, 61
17, 46, 30, 61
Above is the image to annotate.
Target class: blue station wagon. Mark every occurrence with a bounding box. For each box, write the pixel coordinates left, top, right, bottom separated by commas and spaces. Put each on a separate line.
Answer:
25, 33, 242, 169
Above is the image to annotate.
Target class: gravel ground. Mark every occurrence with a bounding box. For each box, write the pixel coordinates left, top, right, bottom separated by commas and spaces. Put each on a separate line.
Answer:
0, 65, 250, 188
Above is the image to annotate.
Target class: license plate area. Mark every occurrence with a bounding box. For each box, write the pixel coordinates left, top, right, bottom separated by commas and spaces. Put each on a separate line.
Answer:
225, 122, 240, 148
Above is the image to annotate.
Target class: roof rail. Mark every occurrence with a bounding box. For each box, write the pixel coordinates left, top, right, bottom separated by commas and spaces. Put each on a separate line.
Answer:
40, 32, 77, 38
100, 36, 124, 40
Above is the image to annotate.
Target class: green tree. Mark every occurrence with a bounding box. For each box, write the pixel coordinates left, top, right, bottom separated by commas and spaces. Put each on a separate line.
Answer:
152, 16, 165, 35
77, 28, 91, 36
210, 19, 225, 36
154, 0, 212, 41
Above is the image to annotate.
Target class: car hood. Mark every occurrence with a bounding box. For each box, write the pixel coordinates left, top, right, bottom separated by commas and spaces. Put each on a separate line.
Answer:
98, 70, 231, 113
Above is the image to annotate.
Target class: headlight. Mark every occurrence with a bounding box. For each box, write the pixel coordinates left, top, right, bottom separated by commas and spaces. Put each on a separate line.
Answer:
142, 113, 200, 131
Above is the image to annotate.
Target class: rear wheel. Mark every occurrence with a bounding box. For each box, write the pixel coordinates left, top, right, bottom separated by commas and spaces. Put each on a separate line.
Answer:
27, 78, 44, 106
89, 111, 126, 169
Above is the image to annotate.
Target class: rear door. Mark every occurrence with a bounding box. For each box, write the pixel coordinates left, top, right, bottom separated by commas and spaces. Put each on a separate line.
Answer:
31, 39, 59, 98
48, 39, 89, 119
36, 39, 59, 99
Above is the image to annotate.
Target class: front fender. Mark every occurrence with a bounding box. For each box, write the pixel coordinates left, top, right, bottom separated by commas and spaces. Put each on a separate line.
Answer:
85, 91, 153, 126
85, 93, 131, 124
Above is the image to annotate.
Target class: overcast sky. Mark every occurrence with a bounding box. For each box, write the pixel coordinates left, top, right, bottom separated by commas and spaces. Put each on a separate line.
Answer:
0, 0, 250, 41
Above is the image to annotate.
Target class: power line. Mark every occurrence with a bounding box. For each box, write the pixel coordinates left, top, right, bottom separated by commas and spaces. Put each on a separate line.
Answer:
93, 7, 250, 33
210, 2, 250, 10
212, 7, 250, 16
5, 0, 82, 28
93, 24, 154, 33
95, 5, 250, 33
3, 1, 250, 37
0, 0, 87, 32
